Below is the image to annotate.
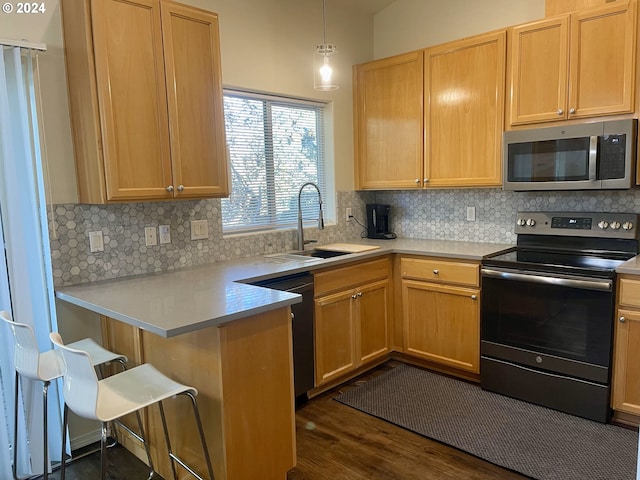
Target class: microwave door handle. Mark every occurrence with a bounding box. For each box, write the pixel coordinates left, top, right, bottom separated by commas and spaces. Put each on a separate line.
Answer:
588, 135, 598, 181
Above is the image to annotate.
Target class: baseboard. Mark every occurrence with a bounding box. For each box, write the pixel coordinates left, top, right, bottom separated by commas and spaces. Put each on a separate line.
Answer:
70, 429, 101, 452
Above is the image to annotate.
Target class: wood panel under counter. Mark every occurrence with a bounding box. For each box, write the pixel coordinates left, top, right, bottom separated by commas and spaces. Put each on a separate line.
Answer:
103, 306, 295, 480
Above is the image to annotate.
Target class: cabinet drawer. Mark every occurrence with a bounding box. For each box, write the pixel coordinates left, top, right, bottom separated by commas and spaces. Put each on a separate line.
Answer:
314, 257, 390, 297
400, 257, 479, 287
619, 278, 640, 309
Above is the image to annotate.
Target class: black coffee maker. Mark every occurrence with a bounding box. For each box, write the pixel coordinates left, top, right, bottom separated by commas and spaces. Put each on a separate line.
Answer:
366, 204, 397, 239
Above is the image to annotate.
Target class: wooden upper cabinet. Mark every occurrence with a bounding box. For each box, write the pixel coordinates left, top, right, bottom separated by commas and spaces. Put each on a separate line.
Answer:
353, 51, 424, 190
425, 31, 506, 187
61, 0, 229, 203
569, 3, 637, 118
509, 2, 637, 126
161, 2, 228, 198
509, 17, 569, 124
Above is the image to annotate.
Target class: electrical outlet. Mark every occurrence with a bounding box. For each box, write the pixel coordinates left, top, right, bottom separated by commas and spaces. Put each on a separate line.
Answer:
466, 206, 476, 222
88, 231, 104, 253
145, 226, 158, 246
159, 225, 171, 244
191, 219, 209, 240
346, 207, 353, 222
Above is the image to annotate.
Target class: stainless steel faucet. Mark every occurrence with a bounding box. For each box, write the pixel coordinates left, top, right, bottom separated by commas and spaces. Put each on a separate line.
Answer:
297, 182, 324, 251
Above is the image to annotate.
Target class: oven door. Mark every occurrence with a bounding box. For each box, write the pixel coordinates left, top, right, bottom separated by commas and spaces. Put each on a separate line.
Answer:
481, 267, 615, 384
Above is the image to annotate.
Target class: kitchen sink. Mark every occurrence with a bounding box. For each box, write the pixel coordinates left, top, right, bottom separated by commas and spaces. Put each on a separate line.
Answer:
264, 249, 351, 263
294, 249, 351, 259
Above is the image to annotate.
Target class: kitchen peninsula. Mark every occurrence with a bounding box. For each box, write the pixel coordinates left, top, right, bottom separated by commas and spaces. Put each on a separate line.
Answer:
55, 238, 513, 480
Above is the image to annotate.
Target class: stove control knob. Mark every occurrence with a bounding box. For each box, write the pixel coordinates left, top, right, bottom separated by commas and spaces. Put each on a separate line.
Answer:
610, 221, 621, 230
526, 218, 536, 227
597, 220, 609, 229
517, 218, 526, 226
623, 221, 634, 231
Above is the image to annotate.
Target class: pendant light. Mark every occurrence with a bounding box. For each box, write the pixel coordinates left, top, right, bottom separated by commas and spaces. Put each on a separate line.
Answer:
314, 0, 339, 91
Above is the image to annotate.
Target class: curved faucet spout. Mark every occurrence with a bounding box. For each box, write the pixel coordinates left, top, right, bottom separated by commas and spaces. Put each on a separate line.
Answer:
297, 182, 324, 251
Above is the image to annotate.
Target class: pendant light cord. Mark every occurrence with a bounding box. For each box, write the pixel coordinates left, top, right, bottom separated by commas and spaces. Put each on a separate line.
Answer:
322, 0, 327, 45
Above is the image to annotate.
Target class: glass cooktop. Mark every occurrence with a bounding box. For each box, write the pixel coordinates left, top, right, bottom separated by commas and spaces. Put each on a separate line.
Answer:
483, 248, 632, 277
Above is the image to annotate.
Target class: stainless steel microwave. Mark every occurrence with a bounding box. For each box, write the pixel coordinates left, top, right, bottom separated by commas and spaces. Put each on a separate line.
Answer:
503, 119, 637, 191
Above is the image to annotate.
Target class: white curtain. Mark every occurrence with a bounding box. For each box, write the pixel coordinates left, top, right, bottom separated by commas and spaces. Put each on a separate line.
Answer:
0, 44, 60, 478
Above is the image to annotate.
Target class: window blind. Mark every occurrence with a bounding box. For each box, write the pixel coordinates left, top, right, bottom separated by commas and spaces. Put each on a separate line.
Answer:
222, 90, 328, 233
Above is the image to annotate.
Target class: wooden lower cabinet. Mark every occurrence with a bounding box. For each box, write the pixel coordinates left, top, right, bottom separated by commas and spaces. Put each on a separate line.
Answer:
102, 307, 295, 480
314, 258, 392, 386
400, 256, 480, 375
612, 276, 640, 416
612, 308, 640, 414
402, 280, 480, 373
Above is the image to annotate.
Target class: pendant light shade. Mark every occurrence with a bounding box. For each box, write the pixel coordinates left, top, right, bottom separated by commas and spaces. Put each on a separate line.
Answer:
314, 0, 339, 91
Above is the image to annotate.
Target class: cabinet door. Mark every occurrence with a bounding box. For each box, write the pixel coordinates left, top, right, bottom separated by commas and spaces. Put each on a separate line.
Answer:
425, 31, 505, 188
91, 0, 173, 201
357, 279, 391, 365
569, 3, 636, 118
315, 290, 357, 386
509, 17, 569, 125
402, 280, 480, 373
161, 2, 229, 198
612, 309, 640, 415
354, 52, 424, 189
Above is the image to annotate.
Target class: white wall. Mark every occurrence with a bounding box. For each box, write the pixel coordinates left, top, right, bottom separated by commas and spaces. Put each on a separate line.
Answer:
373, 0, 545, 59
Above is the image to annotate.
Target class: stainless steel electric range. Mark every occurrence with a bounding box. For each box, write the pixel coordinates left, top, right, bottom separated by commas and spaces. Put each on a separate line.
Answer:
481, 211, 639, 423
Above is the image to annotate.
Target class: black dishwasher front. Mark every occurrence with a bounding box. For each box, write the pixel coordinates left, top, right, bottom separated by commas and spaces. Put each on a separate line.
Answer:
250, 272, 314, 404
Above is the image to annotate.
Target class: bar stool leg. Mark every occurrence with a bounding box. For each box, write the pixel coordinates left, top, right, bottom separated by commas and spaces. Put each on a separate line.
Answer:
158, 401, 179, 480
134, 410, 156, 480
60, 404, 68, 480
186, 392, 215, 480
158, 394, 215, 480
12, 373, 18, 480
42, 380, 50, 480
100, 422, 108, 480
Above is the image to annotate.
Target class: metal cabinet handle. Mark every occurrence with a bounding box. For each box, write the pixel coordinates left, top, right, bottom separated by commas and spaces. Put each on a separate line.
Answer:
471, 294, 477, 300
414, 179, 420, 184
423, 178, 428, 184
351, 294, 357, 299
357, 292, 363, 297
433, 269, 439, 275
619, 316, 626, 323
557, 109, 563, 115
177, 184, 185, 192
166, 185, 174, 192
569, 107, 576, 114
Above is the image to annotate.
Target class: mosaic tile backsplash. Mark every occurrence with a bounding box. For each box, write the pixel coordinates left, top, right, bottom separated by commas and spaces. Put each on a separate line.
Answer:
49, 191, 373, 287
49, 188, 640, 287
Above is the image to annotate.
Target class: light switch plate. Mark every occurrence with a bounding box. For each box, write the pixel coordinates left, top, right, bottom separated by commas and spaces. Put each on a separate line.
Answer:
89, 231, 104, 253
191, 220, 209, 240
145, 226, 158, 246
466, 206, 476, 222
159, 225, 171, 244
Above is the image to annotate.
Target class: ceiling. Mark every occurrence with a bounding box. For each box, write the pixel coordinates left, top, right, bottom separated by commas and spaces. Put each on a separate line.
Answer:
342, 0, 397, 15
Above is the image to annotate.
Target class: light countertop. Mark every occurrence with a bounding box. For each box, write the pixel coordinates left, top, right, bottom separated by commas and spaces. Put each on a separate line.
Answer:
55, 238, 514, 337
617, 256, 640, 275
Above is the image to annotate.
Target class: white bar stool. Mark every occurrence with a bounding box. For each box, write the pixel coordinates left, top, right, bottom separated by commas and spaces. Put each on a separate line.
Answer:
50, 332, 215, 480
0, 310, 127, 480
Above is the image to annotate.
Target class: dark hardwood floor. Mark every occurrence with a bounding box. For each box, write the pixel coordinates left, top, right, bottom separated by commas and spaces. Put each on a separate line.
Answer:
43, 361, 529, 480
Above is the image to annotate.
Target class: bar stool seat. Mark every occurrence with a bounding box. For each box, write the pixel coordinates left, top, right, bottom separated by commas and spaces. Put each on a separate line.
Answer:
50, 332, 215, 480
0, 310, 127, 480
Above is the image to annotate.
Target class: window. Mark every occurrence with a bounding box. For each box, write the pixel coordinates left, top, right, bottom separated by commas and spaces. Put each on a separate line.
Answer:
222, 90, 331, 233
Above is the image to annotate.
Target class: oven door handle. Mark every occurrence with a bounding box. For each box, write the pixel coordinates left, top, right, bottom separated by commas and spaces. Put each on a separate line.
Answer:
481, 268, 612, 292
